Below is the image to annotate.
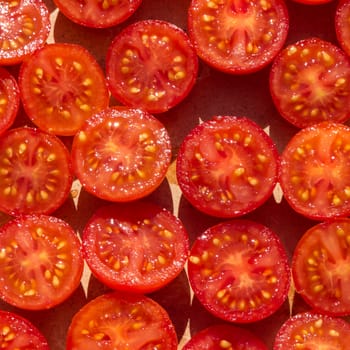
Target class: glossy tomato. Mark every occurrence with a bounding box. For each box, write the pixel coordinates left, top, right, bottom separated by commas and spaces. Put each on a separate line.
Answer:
0, 0, 50, 65
53, 0, 143, 28
176, 116, 279, 218
292, 218, 350, 316
0, 127, 73, 216
270, 38, 350, 128
279, 121, 350, 220
187, 219, 290, 323
274, 311, 350, 349
335, 0, 350, 57
18, 43, 109, 136
0, 310, 49, 349
66, 291, 178, 349
82, 201, 189, 293
71, 107, 172, 202
106, 19, 198, 113
0, 214, 83, 310
187, 0, 289, 74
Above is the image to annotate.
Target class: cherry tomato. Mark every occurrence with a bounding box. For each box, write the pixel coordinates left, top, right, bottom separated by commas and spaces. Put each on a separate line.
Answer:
188, 219, 290, 323
53, 0, 143, 28
0, 0, 50, 65
71, 107, 172, 202
106, 19, 198, 113
0, 214, 84, 310
292, 218, 350, 316
82, 201, 189, 293
273, 311, 350, 349
183, 324, 268, 350
270, 37, 350, 128
187, 0, 289, 74
279, 121, 350, 220
66, 291, 178, 349
0, 310, 49, 349
0, 127, 73, 216
335, 0, 350, 57
18, 43, 110, 136
176, 116, 279, 218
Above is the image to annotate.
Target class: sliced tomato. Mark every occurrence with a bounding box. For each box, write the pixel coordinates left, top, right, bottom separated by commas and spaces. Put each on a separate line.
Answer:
0, 0, 50, 65
82, 201, 189, 293
183, 324, 268, 350
0, 214, 84, 310
53, 0, 143, 28
0, 127, 73, 216
0, 67, 20, 135
274, 311, 350, 349
18, 43, 109, 136
279, 121, 350, 220
66, 291, 178, 349
0, 310, 49, 349
176, 116, 279, 218
187, 219, 290, 323
335, 0, 350, 57
270, 38, 350, 128
292, 218, 350, 316
71, 107, 172, 202
106, 19, 198, 113
187, 0, 289, 74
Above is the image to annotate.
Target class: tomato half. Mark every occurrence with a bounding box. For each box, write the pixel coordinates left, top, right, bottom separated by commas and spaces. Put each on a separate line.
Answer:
187, 0, 289, 74
176, 116, 279, 218
0, 214, 84, 310
187, 219, 290, 323
0, 67, 20, 135
292, 218, 350, 316
270, 38, 350, 128
335, 0, 350, 57
0, 0, 50, 65
279, 121, 350, 220
66, 291, 178, 349
183, 324, 268, 350
0, 310, 49, 349
0, 127, 73, 216
273, 311, 350, 349
53, 0, 143, 28
82, 201, 189, 293
71, 107, 172, 202
106, 19, 198, 113
18, 43, 109, 136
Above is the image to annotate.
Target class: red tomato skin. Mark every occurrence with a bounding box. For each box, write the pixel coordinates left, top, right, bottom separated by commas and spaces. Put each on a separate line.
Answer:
335, 0, 350, 57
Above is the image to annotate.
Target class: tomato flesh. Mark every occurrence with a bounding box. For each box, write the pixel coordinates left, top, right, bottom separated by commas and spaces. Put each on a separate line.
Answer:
336, 0, 350, 58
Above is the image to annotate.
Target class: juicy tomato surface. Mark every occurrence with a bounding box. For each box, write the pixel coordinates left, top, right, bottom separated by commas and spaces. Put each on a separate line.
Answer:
279, 121, 350, 220
273, 311, 350, 349
290, 0, 333, 4
0, 0, 50, 65
270, 37, 350, 128
18, 43, 109, 136
335, 0, 350, 57
176, 116, 279, 218
0, 127, 73, 216
187, 0, 289, 74
182, 324, 268, 350
82, 201, 189, 293
66, 291, 178, 349
71, 107, 172, 202
0, 310, 50, 349
0, 68, 20, 135
106, 19, 198, 113
0, 214, 84, 310
187, 219, 290, 323
53, 0, 143, 28
292, 218, 350, 316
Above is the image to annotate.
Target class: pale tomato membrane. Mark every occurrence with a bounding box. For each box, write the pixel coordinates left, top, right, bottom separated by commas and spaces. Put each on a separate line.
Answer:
188, 220, 290, 323
187, 0, 289, 74
270, 38, 350, 128
0, 215, 84, 310
66, 292, 178, 349
279, 122, 350, 220
176, 116, 279, 218
336, 0, 350, 57
292, 218, 350, 316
